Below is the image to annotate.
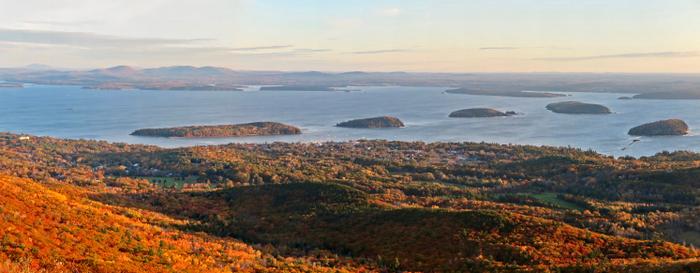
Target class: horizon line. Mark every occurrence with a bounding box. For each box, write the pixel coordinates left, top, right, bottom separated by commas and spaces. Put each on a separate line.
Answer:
4, 64, 700, 75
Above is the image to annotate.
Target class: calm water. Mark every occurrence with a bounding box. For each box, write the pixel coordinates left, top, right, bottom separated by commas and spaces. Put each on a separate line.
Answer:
1, 84, 699, 157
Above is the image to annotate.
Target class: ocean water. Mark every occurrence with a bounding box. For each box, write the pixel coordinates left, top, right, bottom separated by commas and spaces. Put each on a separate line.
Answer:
1, 84, 699, 157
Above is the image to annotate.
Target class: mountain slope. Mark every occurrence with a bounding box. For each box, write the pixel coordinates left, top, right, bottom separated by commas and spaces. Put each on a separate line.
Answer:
104, 182, 698, 272
0, 175, 362, 273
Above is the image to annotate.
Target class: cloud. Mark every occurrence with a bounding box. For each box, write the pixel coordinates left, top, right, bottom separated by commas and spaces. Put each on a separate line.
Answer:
229, 45, 293, 51
480, 47, 520, 50
294, 48, 332, 53
351, 49, 407, 55
480, 46, 572, 51
379, 8, 402, 17
534, 51, 699, 61
22, 20, 102, 27
0, 28, 209, 48
0, 28, 333, 62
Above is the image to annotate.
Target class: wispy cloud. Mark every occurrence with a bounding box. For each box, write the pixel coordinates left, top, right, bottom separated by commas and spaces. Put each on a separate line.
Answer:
294, 48, 332, 53
534, 51, 699, 61
0, 28, 209, 48
480, 46, 571, 51
0, 28, 334, 61
22, 20, 102, 27
480, 47, 520, 50
351, 49, 407, 55
229, 45, 293, 51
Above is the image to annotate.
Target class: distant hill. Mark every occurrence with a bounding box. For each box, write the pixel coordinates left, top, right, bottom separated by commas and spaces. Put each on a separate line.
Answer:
4, 66, 700, 97
142, 65, 234, 77
23, 64, 56, 71
89, 65, 140, 77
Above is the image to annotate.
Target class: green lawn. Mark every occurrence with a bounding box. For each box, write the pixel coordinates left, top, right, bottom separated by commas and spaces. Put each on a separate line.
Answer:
528, 192, 584, 210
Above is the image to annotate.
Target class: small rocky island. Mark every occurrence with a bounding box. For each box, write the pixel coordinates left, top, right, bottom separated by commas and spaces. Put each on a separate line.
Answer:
628, 119, 689, 136
131, 122, 301, 138
336, 116, 404, 128
546, 101, 612, 114
449, 108, 517, 118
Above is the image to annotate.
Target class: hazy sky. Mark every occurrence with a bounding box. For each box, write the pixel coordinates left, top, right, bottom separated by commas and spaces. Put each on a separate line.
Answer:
0, 0, 699, 72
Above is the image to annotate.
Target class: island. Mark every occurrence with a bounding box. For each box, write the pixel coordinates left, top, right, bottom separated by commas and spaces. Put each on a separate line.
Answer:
445, 88, 566, 98
448, 108, 517, 118
546, 101, 612, 114
130, 122, 301, 138
628, 119, 689, 136
618, 96, 633, 100
260, 85, 352, 92
336, 116, 404, 128
632, 91, 700, 100
0, 82, 23, 88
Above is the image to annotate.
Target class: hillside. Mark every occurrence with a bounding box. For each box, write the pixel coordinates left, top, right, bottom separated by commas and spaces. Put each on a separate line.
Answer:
101, 182, 698, 272
0, 175, 362, 273
1, 133, 700, 272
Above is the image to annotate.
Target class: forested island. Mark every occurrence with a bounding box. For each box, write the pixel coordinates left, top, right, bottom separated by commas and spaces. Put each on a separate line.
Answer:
546, 101, 612, 114
1, 133, 700, 272
448, 108, 517, 118
446, 88, 566, 98
131, 122, 301, 138
336, 116, 405, 128
628, 119, 689, 136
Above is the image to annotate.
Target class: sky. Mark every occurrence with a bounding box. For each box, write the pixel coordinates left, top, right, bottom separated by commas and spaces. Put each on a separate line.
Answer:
0, 0, 699, 73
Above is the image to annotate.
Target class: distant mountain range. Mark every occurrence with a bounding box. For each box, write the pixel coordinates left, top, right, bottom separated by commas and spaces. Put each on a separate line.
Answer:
1, 65, 700, 97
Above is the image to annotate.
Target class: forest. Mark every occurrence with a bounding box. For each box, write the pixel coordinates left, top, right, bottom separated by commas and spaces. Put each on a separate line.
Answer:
1, 132, 699, 272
